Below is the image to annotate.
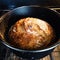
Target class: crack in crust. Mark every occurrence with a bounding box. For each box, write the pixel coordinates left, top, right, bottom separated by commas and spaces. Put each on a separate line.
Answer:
8, 17, 55, 50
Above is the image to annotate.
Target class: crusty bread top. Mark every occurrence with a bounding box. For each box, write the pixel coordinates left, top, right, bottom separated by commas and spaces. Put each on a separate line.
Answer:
8, 17, 55, 50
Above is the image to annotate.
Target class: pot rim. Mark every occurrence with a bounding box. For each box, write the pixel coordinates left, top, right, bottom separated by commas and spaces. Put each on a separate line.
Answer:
1, 39, 60, 52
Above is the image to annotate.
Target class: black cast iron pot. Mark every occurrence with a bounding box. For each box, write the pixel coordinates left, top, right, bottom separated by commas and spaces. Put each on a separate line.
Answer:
0, 6, 60, 60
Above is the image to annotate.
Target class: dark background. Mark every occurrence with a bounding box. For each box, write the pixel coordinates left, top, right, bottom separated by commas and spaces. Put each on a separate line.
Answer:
0, 0, 60, 10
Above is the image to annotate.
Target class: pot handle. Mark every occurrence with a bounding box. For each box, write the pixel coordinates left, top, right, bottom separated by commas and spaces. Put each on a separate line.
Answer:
0, 12, 10, 40
50, 8, 60, 10
56, 39, 60, 47
49, 7, 60, 14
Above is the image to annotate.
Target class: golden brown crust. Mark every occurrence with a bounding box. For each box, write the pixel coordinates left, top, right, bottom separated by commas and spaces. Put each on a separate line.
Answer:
8, 17, 55, 50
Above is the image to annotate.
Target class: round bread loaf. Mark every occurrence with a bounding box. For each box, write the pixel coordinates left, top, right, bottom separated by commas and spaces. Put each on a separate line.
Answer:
8, 17, 55, 50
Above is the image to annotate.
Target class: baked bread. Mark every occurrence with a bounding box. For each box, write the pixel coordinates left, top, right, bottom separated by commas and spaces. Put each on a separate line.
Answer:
8, 17, 55, 50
